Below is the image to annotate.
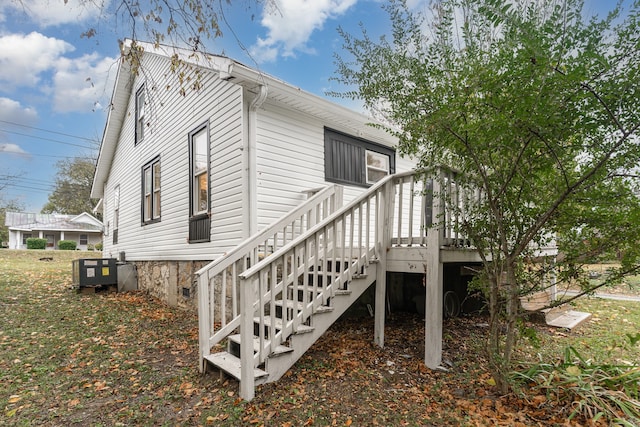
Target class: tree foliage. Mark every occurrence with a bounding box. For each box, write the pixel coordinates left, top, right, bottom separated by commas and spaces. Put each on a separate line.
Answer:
42, 157, 100, 218
334, 0, 640, 392
0, 198, 24, 246
74, 0, 276, 58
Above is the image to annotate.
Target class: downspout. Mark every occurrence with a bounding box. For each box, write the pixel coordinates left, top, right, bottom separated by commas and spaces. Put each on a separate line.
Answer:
247, 84, 268, 237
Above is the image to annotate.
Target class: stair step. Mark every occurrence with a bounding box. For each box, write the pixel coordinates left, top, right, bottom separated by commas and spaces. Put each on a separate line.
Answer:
204, 352, 268, 381
275, 299, 333, 314
305, 274, 335, 286
546, 310, 592, 330
228, 334, 293, 357
289, 284, 351, 296
311, 260, 350, 273
255, 317, 315, 335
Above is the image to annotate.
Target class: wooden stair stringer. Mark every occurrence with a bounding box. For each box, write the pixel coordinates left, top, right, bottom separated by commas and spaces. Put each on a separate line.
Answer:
260, 263, 378, 384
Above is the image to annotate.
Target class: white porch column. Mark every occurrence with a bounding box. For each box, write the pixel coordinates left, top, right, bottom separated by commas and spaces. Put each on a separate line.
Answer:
60, 231, 65, 241
425, 173, 443, 369
374, 180, 393, 347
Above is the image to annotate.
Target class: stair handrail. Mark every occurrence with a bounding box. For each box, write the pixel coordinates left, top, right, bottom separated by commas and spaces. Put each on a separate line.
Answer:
196, 183, 343, 371
195, 184, 342, 279
237, 172, 403, 281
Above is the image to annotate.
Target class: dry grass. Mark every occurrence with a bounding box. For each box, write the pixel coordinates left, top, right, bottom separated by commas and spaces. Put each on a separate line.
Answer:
1, 249, 638, 426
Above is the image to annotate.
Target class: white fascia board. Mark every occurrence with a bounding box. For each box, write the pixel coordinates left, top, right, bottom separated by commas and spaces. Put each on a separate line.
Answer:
91, 56, 132, 199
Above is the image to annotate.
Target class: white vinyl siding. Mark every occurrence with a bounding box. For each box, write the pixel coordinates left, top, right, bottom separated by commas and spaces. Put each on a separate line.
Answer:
253, 102, 403, 232
101, 52, 245, 261
98, 52, 415, 262
255, 104, 325, 230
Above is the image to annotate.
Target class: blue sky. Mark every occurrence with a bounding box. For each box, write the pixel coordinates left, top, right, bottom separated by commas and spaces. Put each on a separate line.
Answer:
0, 0, 620, 212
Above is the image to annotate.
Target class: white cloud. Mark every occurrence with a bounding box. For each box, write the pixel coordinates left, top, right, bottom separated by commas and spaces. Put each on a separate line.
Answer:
52, 52, 118, 113
1, 0, 106, 27
0, 143, 30, 157
0, 97, 38, 125
250, 0, 358, 62
0, 98, 37, 158
0, 31, 117, 114
0, 32, 74, 89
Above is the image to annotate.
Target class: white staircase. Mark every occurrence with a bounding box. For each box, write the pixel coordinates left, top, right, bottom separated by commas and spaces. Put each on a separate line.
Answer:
195, 168, 488, 400
203, 259, 377, 387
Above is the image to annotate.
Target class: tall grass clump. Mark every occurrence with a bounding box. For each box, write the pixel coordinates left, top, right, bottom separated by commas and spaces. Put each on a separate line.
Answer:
514, 346, 640, 425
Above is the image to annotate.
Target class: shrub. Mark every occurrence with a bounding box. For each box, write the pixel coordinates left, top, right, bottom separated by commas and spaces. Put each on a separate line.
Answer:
58, 240, 77, 251
26, 238, 47, 250
95, 242, 103, 251
87, 243, 94, 251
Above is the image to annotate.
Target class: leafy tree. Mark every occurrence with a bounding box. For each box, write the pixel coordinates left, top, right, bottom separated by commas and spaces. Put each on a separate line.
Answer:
42, 157, 101, 218
0, 198, 24, 246
334, 0, 640, 392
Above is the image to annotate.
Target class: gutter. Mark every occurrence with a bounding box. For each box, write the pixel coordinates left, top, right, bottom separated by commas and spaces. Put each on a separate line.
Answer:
246, 84, 268, 236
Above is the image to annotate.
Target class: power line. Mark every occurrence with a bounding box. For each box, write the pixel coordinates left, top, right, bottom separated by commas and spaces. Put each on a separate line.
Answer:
1, 176, 55, 186
0, 119, 100, 143
4, 181, 54, 191
0, 151, 96, 160
0, 129, 98, 150
2, 184, 52, 194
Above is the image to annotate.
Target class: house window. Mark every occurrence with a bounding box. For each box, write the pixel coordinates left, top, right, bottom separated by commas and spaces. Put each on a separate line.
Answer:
135, 85, 146, 145
22, 233, 32, 245
324, 128, 395, 187
366, 150, 390, 184
80, 234, 88, 245
141, 157, 161, 224
189, 123, 211, 243
113, 185, 120, 244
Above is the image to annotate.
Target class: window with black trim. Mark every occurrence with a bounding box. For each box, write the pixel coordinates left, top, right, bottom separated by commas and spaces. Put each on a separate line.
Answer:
113, 185, 120, 244
80, 234, 88, 245
324, 128, 395, 187
135, 85, 146, 145
188, 123, 211, 243
141, 157, 161, 224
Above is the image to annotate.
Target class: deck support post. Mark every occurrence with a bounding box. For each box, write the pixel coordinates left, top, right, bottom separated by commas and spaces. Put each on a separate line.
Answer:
425, 173, 443, 369
197, 272, 210, 373
239, 276, 255, 401
374, 181, 393, 347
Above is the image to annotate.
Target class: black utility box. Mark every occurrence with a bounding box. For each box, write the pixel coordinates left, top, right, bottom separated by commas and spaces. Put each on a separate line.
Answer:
72, 258, 118, 288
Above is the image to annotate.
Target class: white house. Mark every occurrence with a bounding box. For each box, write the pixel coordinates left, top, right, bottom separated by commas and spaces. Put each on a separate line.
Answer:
5, 212, 103, 250
92, 40, 491, 400
91, 40, 418, 306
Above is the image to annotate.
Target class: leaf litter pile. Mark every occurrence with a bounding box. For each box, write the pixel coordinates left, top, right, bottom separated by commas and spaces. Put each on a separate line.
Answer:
1, 250, 635, 426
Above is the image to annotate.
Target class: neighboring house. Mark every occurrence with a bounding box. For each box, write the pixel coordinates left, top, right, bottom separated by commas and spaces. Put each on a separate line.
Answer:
5, 212, 103, 250
91, 40, 415, 306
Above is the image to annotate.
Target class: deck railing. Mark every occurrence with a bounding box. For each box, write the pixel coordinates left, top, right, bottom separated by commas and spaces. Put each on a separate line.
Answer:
195, 184, 343, 371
